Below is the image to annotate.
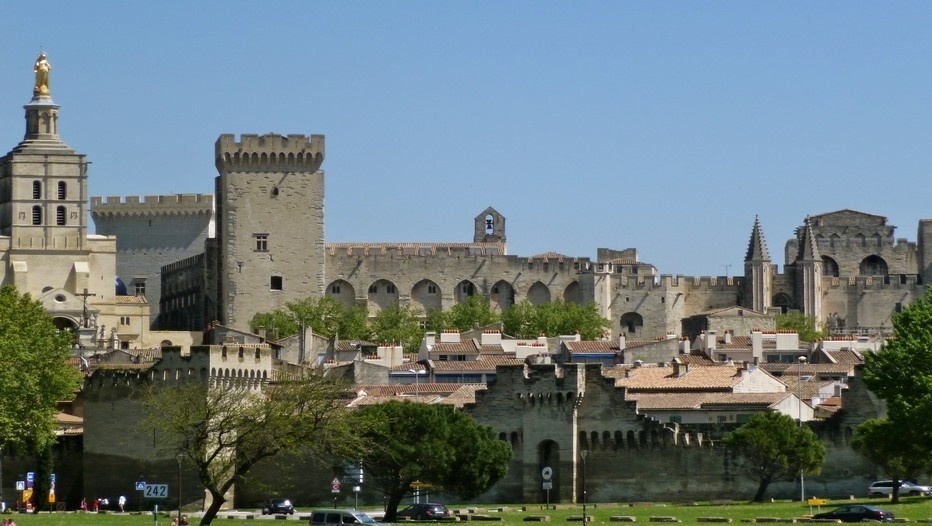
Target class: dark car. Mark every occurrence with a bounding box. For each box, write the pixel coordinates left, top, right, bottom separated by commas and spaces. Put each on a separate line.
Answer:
395, 503, 451, 520
813, 505, 894, 523
263, 498, 295, 515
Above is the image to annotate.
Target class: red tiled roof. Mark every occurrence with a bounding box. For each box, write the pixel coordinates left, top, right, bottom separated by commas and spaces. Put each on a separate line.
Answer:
827, 349, 864, 365
430, 356, 525, 371
630, 392, 790, 410
606, 363, 749, 392
565, 341, 618, 353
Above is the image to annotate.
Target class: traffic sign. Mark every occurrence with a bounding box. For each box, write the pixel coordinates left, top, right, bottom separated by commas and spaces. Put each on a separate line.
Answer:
135, 481, 146, 491
542, 482, 553, 490
541, 467, 553, 481
144, 484, 169, 499
331, 477, 342, 493
15, 481, 24, 491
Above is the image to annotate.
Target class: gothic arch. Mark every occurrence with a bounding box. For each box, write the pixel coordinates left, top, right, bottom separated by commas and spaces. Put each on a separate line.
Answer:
538, 440, 560, 503
772, 293, 793, 314
326, 279, 356, 309
859, 255, 888, 276
564, 281, 582, 304
454, 280, 478, 304
822, 256, 839, 277
619, 312, 643, 335
489, 280, 515, 311
527, 282, 551, 305
411, 279, 442, 312
367, 279, 399, 314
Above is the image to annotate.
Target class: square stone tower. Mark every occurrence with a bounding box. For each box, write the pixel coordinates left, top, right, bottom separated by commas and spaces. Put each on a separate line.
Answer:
212, 133, 325, 329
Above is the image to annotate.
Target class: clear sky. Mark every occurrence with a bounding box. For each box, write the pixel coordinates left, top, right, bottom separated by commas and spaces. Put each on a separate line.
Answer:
2, 2, 931, 277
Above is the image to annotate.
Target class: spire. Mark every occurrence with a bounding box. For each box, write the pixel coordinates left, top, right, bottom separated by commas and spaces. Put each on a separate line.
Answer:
796, 216, 821, 262
745, 215, 771, 262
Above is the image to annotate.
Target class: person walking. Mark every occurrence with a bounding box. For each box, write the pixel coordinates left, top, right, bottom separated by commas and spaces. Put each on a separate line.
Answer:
118, 495, 126, 512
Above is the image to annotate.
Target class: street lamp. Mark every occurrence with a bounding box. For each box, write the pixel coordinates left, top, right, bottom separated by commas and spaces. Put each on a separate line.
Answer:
176, 453, 183, 525
797, 355, 807, 502
579, 450, 589, 523
408, 368, 426, 402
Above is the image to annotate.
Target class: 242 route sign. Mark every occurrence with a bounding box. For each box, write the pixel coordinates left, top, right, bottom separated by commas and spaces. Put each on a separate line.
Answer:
144, 484, 169, 499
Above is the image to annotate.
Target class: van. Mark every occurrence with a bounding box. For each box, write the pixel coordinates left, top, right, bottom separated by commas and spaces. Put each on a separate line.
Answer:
309, 508, 383, 525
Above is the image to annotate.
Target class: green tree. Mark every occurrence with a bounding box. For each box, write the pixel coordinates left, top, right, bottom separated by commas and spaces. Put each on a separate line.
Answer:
775, 313, 827, 343
722, 411, 826, 502
370, 304, 425, 353
502, 300, 610, 340
350, 401, 511, 521
859, 291, 932, 500
251, 297, 370, 341
0, 285, 81, 512
140, 370, 352, 526
446, 295, 501, 331
852, 418, 930, 503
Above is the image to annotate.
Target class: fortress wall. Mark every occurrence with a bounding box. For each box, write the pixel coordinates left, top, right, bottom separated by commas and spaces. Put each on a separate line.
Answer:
822, 283, 923, 329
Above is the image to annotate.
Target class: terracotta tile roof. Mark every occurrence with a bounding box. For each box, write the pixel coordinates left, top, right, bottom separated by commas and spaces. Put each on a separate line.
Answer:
388, 362, 428, 372
678, 353, 716, 366
430, 340, 481, 356
606, 363, 748, 392
624, 339, 662, 349
717, 336, 754, 350
348, 383, 486, 408
784, 363, 856, 375
429, 356, 525, 371
826, 349, 864, 365
630, 392, 790, 410
779, 377, 836, 400
325, 242, 506, 256
565, 341, 619, 353
335, 340, 378, 351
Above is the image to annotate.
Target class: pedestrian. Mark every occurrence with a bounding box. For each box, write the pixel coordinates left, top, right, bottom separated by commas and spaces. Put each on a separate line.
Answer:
118, 495, 126, 512
81, 497, 87, 511
180, 514, 189, 525
93, 497, 99, 512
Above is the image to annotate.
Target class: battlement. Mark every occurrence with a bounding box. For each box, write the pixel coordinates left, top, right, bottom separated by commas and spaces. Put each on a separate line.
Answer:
326, 242, 506, 257
90, 194, 214, 217
215, 133, 324, 173
823, 274, 921, 289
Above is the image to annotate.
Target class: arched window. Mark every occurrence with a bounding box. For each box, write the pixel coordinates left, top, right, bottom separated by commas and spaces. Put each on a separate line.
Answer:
57, 181, 66, 200
859, 255, 889, 276
32, 181, 41, 199
822, 256, 839, 277
32, 206, 42, 225
56, 206, 65, 225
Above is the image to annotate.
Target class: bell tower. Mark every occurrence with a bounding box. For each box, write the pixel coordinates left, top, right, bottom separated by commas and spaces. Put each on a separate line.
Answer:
474, 207, 506, 249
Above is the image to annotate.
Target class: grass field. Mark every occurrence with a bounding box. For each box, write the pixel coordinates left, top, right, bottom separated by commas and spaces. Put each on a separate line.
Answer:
5, 497, 932, 526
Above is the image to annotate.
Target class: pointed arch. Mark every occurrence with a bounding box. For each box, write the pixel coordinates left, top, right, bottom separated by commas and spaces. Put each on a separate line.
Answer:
527, 282, 551, 305
821, 256, 839, 277
859, 255, 888, 276
411, 279, 442, 312
367, 278, 399, 314
564, 281, 582, 304
454, 280, 478, 304
619, 312, 643, 335
326, 279, 356, 308
489, 280, 515, 311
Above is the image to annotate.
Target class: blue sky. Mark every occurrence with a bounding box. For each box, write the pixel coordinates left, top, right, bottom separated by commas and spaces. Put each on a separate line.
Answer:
2, 2, 932, 277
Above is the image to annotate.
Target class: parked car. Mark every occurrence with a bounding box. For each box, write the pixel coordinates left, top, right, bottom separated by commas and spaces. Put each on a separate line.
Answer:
395, 503, 452, 520
262, 498, 295, 515
813, 504, 895, 522
868, 480, 932, 497
310, 508, 383, 525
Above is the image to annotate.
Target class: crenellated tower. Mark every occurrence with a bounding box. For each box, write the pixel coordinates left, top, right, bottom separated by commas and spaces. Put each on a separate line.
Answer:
743, 215, 772, 313
212, 133, 325, 329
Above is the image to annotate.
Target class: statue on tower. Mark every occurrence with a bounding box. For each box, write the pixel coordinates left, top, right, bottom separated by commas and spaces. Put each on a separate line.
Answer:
33, 52, 51, 97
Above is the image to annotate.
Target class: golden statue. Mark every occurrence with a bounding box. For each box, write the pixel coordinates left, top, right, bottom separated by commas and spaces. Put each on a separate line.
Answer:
34, 52, 51, 97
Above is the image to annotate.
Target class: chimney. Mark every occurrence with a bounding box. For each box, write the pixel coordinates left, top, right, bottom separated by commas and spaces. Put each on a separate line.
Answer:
705, 330, 717, 352
751, 330, 763, 362
724, 330, 732, 345
680, 337, 690, 354
618, 333, 626, 351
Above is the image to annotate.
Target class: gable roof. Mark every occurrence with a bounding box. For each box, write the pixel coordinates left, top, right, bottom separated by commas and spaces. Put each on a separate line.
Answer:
630, 392, 791, 410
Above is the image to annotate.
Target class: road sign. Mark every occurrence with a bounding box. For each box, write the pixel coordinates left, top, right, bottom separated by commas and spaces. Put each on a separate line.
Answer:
542, 482, 553, 490
15, 481, 24, 491
331, 477, 341, 493
135, 481, 146, 491
143, 484, 169, 499
541, 467, 553, 480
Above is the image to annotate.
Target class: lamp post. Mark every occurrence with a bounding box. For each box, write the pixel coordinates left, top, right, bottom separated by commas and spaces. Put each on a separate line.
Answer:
579, 450, 589, 523
797, 355, 807, 502
0, 445, 4, 513
408, 368, 426, 402
176, 453, 183, 525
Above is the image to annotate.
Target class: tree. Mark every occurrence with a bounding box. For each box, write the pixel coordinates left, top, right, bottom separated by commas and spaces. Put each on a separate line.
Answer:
851, 418, 931, 503
250, 297, 370, 342
775, 313, 827, 343
722, 411, 826, 502
858, 291, 932, 501
140, 370, 353, 525
502, 300, 610, 340
370, 304, 425, 353
350, 401, 511, 521
0, 285, 81, 512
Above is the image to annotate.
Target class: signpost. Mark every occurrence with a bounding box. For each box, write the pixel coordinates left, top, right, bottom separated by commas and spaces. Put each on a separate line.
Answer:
541, 467, 553, 508
144, 483, 168, 526
331, 477, 341, 507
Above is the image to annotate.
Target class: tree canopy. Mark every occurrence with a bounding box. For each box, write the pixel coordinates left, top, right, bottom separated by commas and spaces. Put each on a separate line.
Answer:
722, 411, 826, 502
775, 313, 827, 343
140, 370, 353, 525
250, 297, 369, 341
426, 295, 501, 333
0, 285, 81, 452
502, 300, 610, 339
858, 291, 932, 500
349, 401, 512, 521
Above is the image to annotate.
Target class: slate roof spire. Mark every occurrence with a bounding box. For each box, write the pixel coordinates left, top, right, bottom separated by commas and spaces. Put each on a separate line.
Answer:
745, 215, 771, 262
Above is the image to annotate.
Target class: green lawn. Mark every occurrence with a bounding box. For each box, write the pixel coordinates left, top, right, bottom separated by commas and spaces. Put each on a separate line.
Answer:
6, 497, 932, 526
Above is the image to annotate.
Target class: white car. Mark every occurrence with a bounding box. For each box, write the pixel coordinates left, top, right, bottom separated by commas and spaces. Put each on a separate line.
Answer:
868, 480, 932, 497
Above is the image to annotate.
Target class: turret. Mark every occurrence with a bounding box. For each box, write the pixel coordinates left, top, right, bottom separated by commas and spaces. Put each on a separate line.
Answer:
743, 215, 772, 313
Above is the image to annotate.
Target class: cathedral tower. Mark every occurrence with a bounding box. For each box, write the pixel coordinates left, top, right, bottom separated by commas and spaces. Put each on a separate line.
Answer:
743, 215, 772, 313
